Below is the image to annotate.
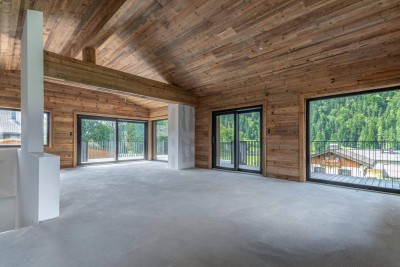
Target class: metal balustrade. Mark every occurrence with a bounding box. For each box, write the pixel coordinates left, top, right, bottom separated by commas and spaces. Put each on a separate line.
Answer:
219, 141, 260, 167
310, 141, 400, 190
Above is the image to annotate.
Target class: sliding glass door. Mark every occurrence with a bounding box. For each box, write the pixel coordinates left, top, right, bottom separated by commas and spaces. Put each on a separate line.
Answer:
215, 113, 235, 169
153, 119, 168, 161
118, 121, 145, 161
79, 117, 116, 163
238, 111, 261, 172
78, 115, 147, 164
212, 106, 262, 173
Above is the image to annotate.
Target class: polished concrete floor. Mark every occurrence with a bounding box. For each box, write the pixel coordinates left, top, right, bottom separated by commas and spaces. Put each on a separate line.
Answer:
1, 161, 400, 267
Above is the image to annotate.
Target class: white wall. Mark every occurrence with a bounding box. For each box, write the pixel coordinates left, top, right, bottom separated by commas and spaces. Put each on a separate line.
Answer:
0, 149, 18, 232
168, 104, 195, 170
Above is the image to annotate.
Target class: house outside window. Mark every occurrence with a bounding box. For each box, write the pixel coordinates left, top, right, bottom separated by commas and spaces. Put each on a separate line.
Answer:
0, 108, 50, 146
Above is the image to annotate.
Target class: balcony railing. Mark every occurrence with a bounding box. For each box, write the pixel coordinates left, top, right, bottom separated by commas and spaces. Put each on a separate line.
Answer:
156, 140, 168, 155
310, 141, 400, 183
219, 141, 260, 167
81, 140, 144, 162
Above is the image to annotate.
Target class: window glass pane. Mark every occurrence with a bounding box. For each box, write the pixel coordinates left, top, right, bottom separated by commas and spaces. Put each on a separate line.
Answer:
0, 109, 49, 146
154, 120, 168, 161
238, 111, 261, 171
118, 121, 145, 160
215, 114, 235, 169
44, 113, 49, 146
308, 89, 400, 191
80, 118, 116, 163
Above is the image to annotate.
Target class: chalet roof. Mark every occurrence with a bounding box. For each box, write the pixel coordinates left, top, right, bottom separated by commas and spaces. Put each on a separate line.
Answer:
311, 148, 400, 167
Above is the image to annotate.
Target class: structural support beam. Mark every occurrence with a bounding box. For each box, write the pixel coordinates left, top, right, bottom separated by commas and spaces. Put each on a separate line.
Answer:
82, 47, 96, 64
44, 51, 198, 106
168, 104, 195, 170
61, 0, 131, 57
19, 10, 60, 228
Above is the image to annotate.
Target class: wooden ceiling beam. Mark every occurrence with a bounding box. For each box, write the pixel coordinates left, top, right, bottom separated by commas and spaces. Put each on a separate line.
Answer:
62, 0, 150, 58
44, 51, 197, 106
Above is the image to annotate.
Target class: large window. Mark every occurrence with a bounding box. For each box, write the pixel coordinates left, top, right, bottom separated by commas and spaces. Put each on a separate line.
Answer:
0, 108, 50, 146
78, 115, 147, 164
153, 119, 168, 161
212, 106, 262, 173
307, 87, 400, 193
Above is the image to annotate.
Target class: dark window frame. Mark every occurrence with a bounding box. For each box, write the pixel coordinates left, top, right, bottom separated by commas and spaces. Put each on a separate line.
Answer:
212, 105, 263, 174
0, 107, 50, 148
306, 86, 400, 194
77, 114, 148, 165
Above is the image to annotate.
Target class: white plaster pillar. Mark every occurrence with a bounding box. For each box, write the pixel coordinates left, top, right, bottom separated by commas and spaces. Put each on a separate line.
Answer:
168, 104, 195, 170
21, 10, 44, 153
18, 10, 60, 227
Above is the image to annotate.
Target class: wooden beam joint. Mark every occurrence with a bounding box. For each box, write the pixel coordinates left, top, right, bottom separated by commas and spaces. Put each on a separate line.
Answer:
82, 47, 96, 64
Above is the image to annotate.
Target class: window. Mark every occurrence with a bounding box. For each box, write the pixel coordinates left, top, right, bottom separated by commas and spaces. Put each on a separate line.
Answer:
0, 108, 50, 146
11, 111, 16, 120
212, 106, 262, 173
78, 115, 147, 164
153, 119, 168, 161
307, 86, 400, 193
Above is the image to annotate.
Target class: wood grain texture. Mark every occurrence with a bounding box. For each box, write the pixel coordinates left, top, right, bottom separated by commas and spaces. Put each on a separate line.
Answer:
0, 70, 150, 168
195, 55, 400, 181
1, 0, 398, 88
44, 51, 197, 105
0, 0, 400, 181
82, 47, 96, 64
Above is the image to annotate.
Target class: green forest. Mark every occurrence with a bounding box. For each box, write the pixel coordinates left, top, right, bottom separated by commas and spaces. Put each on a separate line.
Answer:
81, 119, 145, 143
310, 89, 400, 143
217, 112, 260, 142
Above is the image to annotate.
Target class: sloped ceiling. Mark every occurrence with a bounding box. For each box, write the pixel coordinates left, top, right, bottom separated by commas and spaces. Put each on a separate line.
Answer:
0, 0, 399, 104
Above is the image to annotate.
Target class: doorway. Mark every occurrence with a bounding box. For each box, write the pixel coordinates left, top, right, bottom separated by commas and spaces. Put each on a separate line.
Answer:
78, 115, 147, 164
212, 106, 262, 173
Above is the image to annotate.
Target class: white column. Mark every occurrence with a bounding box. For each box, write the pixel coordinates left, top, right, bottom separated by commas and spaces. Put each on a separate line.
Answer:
18, 10, 60, 227
168, 104, 195, 170
21, 10, 44, 153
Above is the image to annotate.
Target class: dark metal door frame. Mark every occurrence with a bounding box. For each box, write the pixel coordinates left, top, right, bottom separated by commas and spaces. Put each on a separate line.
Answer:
77, 115, 148, 165
212, 105, 262, 174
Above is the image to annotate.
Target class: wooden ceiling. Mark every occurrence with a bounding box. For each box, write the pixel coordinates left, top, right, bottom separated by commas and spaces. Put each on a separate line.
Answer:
1, 0, 399, 105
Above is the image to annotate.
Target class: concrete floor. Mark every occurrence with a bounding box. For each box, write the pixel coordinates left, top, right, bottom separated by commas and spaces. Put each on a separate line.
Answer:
1, 161, 400, 267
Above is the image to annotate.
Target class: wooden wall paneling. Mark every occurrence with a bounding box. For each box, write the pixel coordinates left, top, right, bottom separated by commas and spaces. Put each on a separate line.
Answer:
195, 55, 400, 181
0, 71, 150, 168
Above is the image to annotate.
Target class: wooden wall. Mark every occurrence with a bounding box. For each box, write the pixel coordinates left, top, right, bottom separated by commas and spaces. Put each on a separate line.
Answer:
0, 71, 150, 168
195, 55, 400, 181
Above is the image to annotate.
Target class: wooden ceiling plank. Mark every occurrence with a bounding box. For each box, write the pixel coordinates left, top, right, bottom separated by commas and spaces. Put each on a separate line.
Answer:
175, 3, 400, 89
61, 0, 124, 56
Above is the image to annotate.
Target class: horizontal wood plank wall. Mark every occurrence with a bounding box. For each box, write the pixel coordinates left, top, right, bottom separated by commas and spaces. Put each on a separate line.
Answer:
195, 55, 400, 181
0, 71, 149, 168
